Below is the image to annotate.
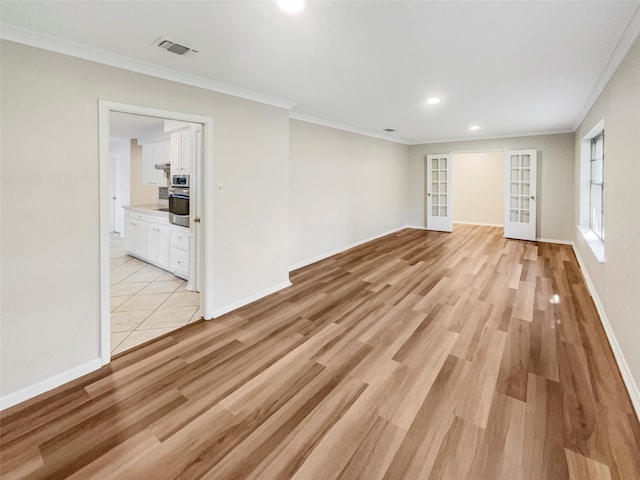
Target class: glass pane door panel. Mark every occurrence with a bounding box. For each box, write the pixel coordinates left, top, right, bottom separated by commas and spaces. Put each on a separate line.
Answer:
522, 183, 530, 195
439, 195, 447, 206
511, 169, 519, 181
433, 171, 439, 181
440, 182, 447, 193
511, 184, 519, 195
440, 206, 447, 216
510, 210, 520, 222
522, 169, 530, 181
432, 182, 439, 193
432, 158, 439, 169
439, 158, 447, 169
521, 197, 530, 209
510, 196, 519, 208
521, 211, 530, 223
440, 171, 447, 181
432, 206, 438, 216
521, 155, 530, 167
511, 155, 520, 168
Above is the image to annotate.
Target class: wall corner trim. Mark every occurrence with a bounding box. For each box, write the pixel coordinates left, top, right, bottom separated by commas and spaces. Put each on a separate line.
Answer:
0, 23, 296, 110
211, 280, 292, 318
0, 358, 103, 411
572, 243, 640, 420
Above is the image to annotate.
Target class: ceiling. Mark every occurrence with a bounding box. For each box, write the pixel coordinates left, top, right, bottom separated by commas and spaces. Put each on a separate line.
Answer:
2, 1, 639, 144
109, 112, 166, 140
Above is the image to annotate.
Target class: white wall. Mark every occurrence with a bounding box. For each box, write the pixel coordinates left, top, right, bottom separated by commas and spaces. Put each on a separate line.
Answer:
408, 133, 575, 241
451, 151, 504, 226
289, 120, 408, 268
0, 41, 290, 400
573, 37, 640, 409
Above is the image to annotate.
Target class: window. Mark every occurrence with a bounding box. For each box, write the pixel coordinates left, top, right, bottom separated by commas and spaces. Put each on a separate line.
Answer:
589, 132, 604, 240
579, 119, 605, 262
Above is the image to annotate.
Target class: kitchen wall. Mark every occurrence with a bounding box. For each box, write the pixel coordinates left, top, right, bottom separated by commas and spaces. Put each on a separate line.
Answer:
129, 140, 158, 206
0, 40, 290, 400
451, 151, 504, 226
408, 133, 575, 241
289, 120, 408, 269
573, 36, 640, 409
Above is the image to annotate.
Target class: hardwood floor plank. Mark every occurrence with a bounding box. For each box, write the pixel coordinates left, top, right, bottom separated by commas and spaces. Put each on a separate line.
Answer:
1, 225, 638, 479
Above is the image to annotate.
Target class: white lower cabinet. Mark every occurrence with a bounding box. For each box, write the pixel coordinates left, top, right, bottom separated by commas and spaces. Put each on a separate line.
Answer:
170, 225, 190, 280
145, 224, 170, 270
124, 210, 172, 272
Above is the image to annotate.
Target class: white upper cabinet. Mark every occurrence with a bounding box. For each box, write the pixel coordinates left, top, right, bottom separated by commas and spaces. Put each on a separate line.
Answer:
170, 127, 198, 175
141, 140, 170, 186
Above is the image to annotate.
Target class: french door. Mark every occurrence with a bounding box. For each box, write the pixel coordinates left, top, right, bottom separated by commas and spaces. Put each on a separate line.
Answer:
426, 154, 453, 232
504, 150, 537, 241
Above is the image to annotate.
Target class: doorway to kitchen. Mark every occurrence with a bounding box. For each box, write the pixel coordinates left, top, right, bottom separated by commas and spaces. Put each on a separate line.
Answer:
98, 101, 214, 364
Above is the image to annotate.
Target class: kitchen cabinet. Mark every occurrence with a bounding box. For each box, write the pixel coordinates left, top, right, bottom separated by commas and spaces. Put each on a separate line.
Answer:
146, 224, 170, 270
124, 209, 171, 271
124, 217, 147, 258
170, 225, 190, 280
170, 129, 195, 174
142, 141, 170, 186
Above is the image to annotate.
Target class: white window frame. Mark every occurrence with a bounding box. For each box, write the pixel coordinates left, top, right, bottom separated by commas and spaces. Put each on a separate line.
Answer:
578, 119, 605, 262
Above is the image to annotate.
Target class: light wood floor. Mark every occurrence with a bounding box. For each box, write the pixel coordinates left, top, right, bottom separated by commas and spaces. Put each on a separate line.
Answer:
2, 225, 639, 479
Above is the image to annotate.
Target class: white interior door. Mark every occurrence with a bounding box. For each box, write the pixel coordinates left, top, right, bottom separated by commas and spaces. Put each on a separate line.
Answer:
504, 149, 537, 241
426, 154, 453, 232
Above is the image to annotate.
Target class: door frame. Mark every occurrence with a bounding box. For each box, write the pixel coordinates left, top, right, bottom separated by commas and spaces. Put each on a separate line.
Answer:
98, 100, 214, 365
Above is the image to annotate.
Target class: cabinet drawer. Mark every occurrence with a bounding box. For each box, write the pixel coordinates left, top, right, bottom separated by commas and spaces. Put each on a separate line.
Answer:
170, 249, 189, 279
170, 226, 190, 249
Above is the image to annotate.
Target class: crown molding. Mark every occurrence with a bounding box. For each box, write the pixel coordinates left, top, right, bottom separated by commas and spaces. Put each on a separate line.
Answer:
289, 112, 410, 145
407, 128, 575, 146
573, 3, 640, 131
0, 23, 296, 111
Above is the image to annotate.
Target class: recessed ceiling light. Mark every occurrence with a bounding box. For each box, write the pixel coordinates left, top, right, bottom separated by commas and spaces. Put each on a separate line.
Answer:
470, 125, 480, 130
427, 97, 441, 105
276, 0, 306, 16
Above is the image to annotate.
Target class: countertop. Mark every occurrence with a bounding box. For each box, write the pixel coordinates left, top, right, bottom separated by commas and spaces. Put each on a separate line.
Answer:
124, 204, 170, 218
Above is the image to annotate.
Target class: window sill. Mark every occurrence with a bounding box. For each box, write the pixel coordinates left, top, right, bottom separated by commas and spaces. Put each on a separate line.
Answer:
577, 226, 605, 263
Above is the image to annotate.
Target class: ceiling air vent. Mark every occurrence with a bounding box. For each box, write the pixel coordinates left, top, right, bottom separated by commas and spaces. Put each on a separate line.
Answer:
157, 39, 193, 55
384, 128, 396, 132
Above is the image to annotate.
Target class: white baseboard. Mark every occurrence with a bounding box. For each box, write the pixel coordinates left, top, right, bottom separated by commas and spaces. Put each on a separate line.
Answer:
454, 221, 504, 227
536, 237, 573, 245
572, 243, 640, 419
0, 358, 102, 411
289, 226, 407, 271
405, 225, 428, 230
211, 280, 292, 318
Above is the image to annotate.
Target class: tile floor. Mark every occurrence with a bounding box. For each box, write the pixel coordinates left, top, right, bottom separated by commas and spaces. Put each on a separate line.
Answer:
110, 234, 201, 355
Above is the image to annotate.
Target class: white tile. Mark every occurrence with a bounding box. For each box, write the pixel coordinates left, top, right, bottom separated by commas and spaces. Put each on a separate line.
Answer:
138, 280, 182, 295
111, 310, 153, 332
110, 331, 130, 353
161, 291, 200, 308
138, 306, 197, 329
111, 282, 148, 296
121, 268, 164, 283
115, 293, 171, 312
111, 328, 176, 355
110, 295, 131, 311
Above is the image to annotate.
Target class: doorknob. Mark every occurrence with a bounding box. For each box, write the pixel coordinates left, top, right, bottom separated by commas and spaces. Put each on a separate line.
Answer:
427, 193, 431, 197
531, 196, 535, 200
112, 197, 116, 200
193, 217, 201, 223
